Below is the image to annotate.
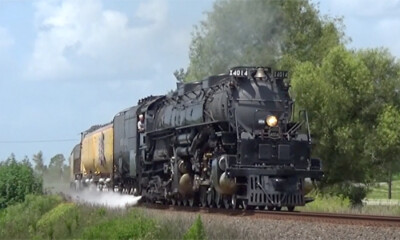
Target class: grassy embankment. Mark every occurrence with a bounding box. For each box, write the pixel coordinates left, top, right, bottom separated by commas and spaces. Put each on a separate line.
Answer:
0, 194, 206, 240
2, 176, 399, 239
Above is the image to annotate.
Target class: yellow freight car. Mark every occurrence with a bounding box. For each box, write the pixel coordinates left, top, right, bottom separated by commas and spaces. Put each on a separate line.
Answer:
80, 123, 114, 177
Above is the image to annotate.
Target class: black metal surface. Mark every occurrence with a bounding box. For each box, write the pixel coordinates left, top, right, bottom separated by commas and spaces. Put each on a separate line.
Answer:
226, 167, 323, 179
247, 174, 304, 206
113, 106, 139, 178
71, 144, 81, 176
240, 138, 310, 168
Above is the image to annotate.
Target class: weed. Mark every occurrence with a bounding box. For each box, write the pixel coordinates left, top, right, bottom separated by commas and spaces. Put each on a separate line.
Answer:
97, 207, 107, 217
35, 202, 78, 239
300, 192, 350, 213
183, 215, 206, 240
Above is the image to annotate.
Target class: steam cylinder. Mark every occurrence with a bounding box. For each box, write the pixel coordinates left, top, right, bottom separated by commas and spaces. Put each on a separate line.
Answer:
178, 173, 194, 195
219, 172, 237, 195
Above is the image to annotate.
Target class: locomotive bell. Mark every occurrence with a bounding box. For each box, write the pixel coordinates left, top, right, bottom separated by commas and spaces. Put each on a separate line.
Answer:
254, 68, 266, 79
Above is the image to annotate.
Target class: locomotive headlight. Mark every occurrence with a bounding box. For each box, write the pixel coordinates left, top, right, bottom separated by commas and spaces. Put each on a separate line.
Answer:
266, 115, 278, 127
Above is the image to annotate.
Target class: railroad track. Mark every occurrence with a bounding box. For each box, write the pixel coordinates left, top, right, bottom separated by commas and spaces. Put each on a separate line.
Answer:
253, 210, 400, 227
139, 203, 400, 227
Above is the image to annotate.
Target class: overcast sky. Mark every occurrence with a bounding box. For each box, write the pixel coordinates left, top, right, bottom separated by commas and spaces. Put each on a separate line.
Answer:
0, 0, 399, 163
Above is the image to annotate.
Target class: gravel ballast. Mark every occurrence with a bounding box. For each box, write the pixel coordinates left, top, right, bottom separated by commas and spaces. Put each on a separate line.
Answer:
140, 208, 400, 239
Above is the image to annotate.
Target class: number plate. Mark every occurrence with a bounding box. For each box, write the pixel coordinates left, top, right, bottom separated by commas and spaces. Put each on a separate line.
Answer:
229, 69, 248, 77
273, 71, 288, 78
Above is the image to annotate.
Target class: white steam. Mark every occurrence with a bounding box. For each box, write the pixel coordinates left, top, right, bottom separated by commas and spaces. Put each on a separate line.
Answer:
69, 190, 142, 208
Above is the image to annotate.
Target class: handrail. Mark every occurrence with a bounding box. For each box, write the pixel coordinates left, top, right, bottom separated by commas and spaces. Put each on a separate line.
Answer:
304, 110, 311, 143
286, 110, 311, 142
235, 108, 240, 141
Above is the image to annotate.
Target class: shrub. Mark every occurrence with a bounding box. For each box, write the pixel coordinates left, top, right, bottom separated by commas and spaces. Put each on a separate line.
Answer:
318, 183, 369, 207
0, 194, 62, 239
0, 156, 43, 208
342, 184, 369, 207
183, 215, 206, 240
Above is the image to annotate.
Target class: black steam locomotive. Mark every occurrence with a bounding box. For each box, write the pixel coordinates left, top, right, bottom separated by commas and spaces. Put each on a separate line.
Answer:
70, 66, 323, 211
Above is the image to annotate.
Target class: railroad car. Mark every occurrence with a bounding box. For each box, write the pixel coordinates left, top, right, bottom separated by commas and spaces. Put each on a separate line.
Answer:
69, 66, 323, 211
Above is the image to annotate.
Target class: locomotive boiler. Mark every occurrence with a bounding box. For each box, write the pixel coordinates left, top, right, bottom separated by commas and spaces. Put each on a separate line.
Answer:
70, 66, 323, 211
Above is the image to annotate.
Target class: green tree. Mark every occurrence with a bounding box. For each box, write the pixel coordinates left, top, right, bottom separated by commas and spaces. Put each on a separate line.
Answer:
0, 154, 43, 209
48, 154, 66, 180
44, 154, 69, 190
184, 0, 344, 82
32, 151, 46, 176
21, 156, 31, 167
3, 153, 16, 165
356, 48, 400, 119
291, 47, 400, 201
49, 154, 65, 171
292, 47, 374, 186
370, 105, 400, 199
358, 48, 400, 199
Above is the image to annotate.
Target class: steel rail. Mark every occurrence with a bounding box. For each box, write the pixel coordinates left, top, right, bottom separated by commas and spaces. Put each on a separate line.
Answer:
139, 203, 400, 227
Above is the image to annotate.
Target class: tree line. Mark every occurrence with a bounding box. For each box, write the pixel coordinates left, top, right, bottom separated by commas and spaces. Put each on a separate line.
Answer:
177, 0, 400, 201
0, 152, 69, 209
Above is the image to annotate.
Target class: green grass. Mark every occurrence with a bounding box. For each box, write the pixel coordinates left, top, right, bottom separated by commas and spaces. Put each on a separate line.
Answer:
299, 186, 400, 216
300, 194, 400, 215
366, 180, 400, 199
299, 193, 350, 213
82, 210, 156, 240
393, 174, 400, 181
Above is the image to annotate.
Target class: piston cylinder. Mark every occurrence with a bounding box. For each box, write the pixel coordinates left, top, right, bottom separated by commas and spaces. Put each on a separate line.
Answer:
218, 172, 237, 195
178, 173, 193, 195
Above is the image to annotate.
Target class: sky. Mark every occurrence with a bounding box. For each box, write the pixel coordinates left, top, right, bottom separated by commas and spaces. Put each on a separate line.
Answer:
0, 0, 399, 163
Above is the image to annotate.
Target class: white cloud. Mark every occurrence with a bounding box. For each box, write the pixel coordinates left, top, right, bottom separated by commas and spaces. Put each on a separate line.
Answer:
0, 27, 14, 50
27, 0, 174, 81
136, 0, 167, 24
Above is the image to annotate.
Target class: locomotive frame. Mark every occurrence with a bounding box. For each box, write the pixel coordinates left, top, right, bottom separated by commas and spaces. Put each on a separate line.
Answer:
70, 66, 323, 211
